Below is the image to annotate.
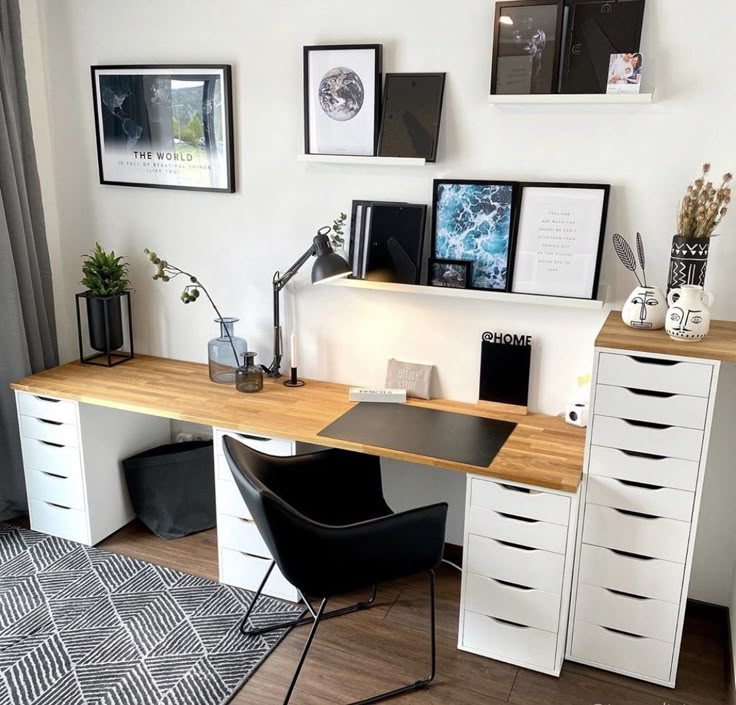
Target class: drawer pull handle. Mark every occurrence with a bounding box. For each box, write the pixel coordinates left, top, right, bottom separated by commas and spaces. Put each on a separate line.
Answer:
610, 548, 655, 561
614, 508, 660, 520
601, 626, 646, 639
38, 418, 63, 426
40, 471, 67, 479
238, 517, 255, 524
616, 479, 664, 491
605, 588, 650, 601
619, 449, 666, 461
489, 616, 529, 630
34, 395, 61, 403
630, 356, 679, 367
43, 501, 71, 510
38, 440, 64, 448
236, 550, 269, 561
492, 579, 533, 591
235, 433, 271, 443
499, 483, 531, 495
624, 387, 676, 399
494, 539, 536, 552
496, 511, 538, 524
622, 418, 672, 430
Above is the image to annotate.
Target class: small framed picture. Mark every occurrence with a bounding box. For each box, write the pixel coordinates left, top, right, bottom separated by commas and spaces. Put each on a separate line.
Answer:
606, 53, 643, 94
429, 259, 471, 289
378, 73, 446, 162
511, 182, 610, 300
491, 0, 565, 95
303, 44, 382, 157
91, 65, 235, 192
432, 180, 519, 292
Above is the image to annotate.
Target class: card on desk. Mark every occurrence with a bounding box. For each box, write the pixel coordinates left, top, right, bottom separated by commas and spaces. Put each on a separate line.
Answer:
318, 403, 517, 468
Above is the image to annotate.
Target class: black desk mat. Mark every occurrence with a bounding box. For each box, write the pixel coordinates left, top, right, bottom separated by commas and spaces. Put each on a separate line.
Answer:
318, 403, 517, 468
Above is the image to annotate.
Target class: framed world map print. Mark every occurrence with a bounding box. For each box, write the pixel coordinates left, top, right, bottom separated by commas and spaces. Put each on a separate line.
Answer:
91, 65, 234, 192
304, 45, 382, 157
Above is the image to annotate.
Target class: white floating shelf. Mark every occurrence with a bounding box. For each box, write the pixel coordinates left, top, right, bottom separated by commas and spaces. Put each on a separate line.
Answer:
298, 154, 427, 166
488, 92, 655, 105
327, 278, 604, 310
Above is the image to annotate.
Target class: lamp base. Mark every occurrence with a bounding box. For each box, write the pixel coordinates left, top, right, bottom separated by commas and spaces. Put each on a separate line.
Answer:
283, 367, 305, 388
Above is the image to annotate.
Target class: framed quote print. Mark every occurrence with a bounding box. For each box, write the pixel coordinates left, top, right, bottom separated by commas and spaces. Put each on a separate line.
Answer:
511, 183, 610, 299
91, 65, 234, 192
304, 44, 382, 157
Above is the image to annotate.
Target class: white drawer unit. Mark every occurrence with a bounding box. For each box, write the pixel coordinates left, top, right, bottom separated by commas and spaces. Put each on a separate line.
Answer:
215, 477, 251, 519
20, 436, 83, 478
459, 474, 578, 676
28, 498, 89, 544
20, 415, 79, 447
220, 548, 298, 602
17, 394, 78, 425
25, 468, 86, 511
214, 427, 295, 459
218, 513, 270, 558
568, 348, 719, 688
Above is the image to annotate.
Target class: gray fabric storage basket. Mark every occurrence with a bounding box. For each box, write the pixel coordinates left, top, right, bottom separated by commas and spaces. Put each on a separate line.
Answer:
122, 440, 215, 539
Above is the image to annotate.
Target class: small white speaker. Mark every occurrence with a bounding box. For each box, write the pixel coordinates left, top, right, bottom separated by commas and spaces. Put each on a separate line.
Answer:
565, 402, 589, 428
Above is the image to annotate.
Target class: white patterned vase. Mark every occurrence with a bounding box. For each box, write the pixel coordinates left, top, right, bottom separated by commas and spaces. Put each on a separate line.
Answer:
621, 286, 666, 330
665, 285, 714, 342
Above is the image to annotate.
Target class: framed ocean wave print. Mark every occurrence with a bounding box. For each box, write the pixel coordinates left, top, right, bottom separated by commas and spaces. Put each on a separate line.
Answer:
431, 180, 519, 292
91, 65, 234, 192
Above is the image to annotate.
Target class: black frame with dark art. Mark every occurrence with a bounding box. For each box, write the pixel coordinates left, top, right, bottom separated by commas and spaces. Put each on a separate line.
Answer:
431, 179, 520, 293
303, 44, 382, 157
378, 73, 446, 162
491, 0, 565, 95
428, 259, 471, 289
91, 65, 235, 192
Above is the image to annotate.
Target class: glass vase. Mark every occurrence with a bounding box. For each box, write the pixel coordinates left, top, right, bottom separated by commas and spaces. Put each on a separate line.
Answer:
208, 317, 247, 385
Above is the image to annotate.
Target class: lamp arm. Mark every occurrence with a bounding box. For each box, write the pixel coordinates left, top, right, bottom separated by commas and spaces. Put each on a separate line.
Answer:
273, 245, 316, 293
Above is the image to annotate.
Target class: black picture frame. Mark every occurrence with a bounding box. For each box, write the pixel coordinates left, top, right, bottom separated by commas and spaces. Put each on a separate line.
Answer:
510, 182, 610, 300
431, 179, 520, 293
303, 44, 382, 157
378, 73, 446, 162
491, 0, 565, 95
91, 64, 235, 193
428, 259, 471, 289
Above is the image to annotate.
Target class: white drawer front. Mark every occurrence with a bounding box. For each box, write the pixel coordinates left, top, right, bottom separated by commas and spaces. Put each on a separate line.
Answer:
468, 505, 567, 554
20, 437, 82, 478
29, 499, 89, 544
594, 384, 708, 430
215, 479, 251, 519
470, 477, 569, 526
464, 572, 560, 634
597, 353, 712, 398
575, 583, 679, 644
583, 504, 690, 563
462, 610, 557, 672
588, 445, 699, 492
571, 619, 673, 684
20, 415, 79, 447
26, 469, 86, 511
578, 544, 685, 603
586, 476, 694, 522
218, 513, 269, 558
17, 393, 78, 425
216, 455, 235, 484
220, 548, 298, 602
592, 416, 703, 462
466, 533, 564, 594
214, 428, 295, 459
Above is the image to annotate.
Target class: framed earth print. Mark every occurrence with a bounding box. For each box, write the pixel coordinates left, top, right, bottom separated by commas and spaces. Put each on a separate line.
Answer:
91, 65, 234, 192
304, 44, 382, 157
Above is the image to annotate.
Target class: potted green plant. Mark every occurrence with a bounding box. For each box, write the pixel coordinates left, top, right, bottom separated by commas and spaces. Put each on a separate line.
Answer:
80, 243, 130, 352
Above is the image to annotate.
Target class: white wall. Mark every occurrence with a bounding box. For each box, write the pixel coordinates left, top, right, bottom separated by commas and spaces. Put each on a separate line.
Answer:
22, 0, 736, 598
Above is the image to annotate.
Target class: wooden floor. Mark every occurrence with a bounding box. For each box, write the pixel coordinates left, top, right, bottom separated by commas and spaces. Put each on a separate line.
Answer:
99, 522, 733, 705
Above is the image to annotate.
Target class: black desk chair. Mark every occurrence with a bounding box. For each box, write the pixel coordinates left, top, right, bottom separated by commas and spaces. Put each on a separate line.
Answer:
222, 437, 448, 705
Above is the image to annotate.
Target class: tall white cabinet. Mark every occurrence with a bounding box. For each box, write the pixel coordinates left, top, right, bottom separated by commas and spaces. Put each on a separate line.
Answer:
567, 348, 720, 687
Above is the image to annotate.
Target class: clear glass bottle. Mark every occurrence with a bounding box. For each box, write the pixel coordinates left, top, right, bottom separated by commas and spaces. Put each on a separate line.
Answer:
236, 352, 264, 393
208, 317, 247, 385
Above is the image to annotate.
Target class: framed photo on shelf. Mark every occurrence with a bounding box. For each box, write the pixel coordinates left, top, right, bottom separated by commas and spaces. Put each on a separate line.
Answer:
91, 65, 234, 192
428, 259, 471, 289
303, 44, 382, 157
510, 182, 610, 299
431, 180, 519, 292
378, 73, 446, 162
491, 0, 565, 95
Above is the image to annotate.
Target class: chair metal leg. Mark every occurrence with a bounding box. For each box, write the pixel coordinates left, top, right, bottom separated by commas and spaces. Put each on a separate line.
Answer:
239, 560, 377, 637
282, 597, 328, 705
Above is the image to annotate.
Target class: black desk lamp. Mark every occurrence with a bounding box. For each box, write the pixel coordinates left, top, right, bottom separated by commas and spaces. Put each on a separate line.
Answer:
264, 226, 351, 382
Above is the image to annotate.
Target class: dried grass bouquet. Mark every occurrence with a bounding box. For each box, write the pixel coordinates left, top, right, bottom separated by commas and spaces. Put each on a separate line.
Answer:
677, 163, 732, 238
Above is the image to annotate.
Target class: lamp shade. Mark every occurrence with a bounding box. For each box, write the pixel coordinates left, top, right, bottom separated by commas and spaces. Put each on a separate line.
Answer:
311, 233, 351, 284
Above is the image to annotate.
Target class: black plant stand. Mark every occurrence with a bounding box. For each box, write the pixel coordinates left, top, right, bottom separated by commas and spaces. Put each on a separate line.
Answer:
76, 291, 134, 367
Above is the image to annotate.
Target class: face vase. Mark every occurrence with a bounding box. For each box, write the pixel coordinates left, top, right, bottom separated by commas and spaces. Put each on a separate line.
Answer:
665, 285, 714, 343
621, 286, 666, 330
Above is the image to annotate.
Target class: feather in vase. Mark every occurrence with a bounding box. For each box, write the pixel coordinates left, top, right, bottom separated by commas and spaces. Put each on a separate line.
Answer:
613, 233, 643, 287
635, 232, 647, 287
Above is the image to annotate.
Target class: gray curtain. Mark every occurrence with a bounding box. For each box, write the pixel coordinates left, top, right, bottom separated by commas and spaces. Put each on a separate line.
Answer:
0, 0, 58, 520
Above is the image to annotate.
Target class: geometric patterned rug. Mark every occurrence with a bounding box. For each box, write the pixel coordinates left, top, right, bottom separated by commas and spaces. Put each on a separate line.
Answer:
0, 523, 303, 705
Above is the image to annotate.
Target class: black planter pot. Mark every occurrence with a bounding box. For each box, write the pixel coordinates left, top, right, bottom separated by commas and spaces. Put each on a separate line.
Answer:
86, 294, 124, 352
667, 235, 710, 294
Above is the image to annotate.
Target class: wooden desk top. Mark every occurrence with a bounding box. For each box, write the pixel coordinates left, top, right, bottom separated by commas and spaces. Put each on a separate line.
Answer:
597, 311, 736, 363
11, 356, 584, 493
